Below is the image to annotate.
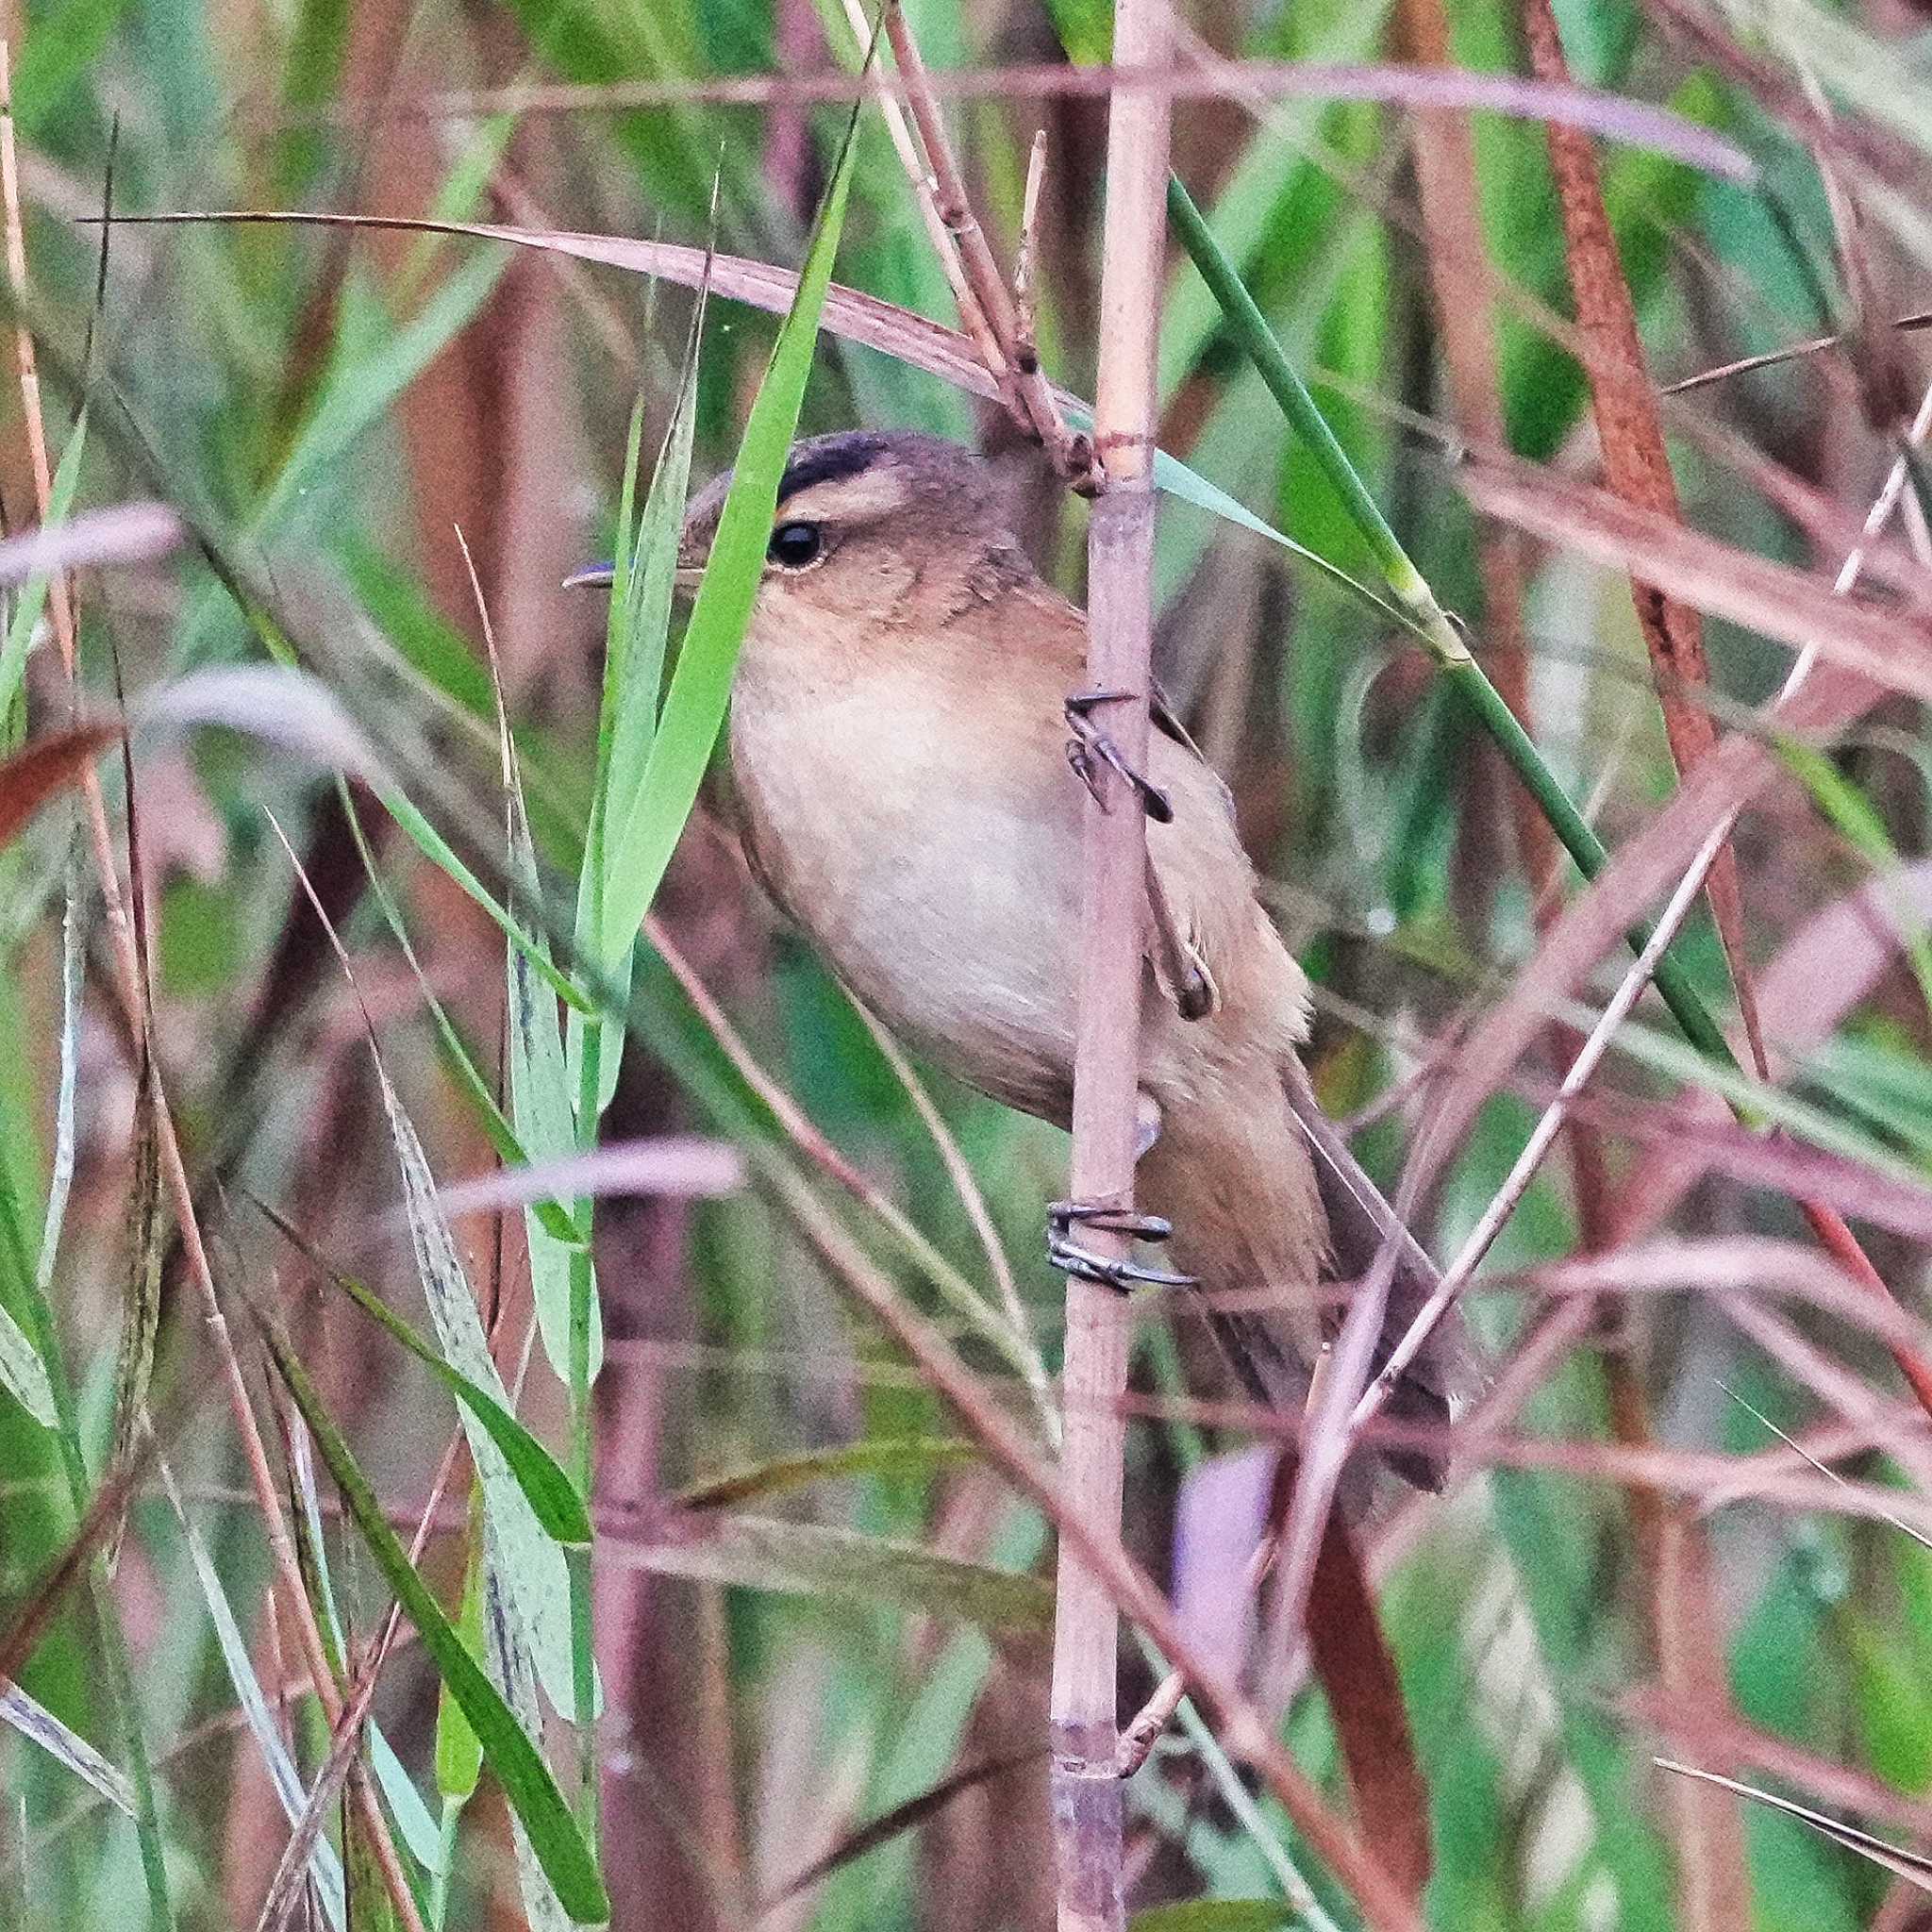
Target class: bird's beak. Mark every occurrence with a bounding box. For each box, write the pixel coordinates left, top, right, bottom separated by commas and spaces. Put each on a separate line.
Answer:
563, 559, 708, 596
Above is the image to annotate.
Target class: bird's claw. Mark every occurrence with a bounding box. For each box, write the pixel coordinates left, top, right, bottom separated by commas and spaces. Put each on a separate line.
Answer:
1047, 1199, 1196, 1293
1064, 690, 1174, 823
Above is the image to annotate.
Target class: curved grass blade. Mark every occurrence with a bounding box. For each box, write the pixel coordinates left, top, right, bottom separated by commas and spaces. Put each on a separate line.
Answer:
0, 724, 120, 851
254, 1199, 589, 1546
677, 1437, 980, 1511
117, 213, 1401, 628
1165, 171, 1740, 1073
608, 1516, 1053, 1632
487, 608, 599, 1391
264, 808, 587, 1717
1657, 1759, 1932, 1891
763, 1748, 1044, 1907
250, 1302, 609, 1924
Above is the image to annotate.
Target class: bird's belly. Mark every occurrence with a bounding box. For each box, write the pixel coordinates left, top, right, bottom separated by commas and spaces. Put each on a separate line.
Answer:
732, 700, 1079, 1121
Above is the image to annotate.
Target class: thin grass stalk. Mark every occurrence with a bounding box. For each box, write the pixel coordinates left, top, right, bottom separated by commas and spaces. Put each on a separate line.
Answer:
1053, 5, 1172, 1926
461, 524, 601, 1845
879, 2, 1092, 481
829, 0, 1006, 391
1363, 375, 1932, 1427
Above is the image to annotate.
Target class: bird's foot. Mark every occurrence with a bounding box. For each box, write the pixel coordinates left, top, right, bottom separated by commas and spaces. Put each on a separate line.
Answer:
1047, 1199, 1196, 1292
1063, 690, 1174, 823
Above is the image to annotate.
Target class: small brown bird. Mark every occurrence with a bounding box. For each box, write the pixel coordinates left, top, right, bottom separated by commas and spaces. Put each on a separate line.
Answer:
621, 429, 1459, 1486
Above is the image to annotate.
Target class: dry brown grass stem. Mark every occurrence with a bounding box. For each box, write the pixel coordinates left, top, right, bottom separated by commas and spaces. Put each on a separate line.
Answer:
876, 3, 1094, 485
1380, 375, 1932, 1465
0, 41, 424, 1925
1521, 0, 1768, 1098
1050, 0, 1174, 1921
1357, 819, 1733, 1425
830, 0, 1004, 389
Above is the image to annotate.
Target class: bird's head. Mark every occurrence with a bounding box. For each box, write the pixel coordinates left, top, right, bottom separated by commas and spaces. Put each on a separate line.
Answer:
573, 429, 1040, 638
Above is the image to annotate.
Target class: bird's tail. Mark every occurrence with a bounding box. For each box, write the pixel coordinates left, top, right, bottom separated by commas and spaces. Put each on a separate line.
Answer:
1202, 1060, 1468, 1491
1291, 1058, 1469, 1489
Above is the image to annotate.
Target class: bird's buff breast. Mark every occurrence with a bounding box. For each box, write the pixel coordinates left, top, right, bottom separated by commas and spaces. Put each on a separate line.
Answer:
728, 661, 1083, 1124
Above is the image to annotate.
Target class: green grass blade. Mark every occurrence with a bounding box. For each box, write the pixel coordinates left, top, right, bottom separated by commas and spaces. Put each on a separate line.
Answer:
377, 783, 593, 1014
337, 780, 582, 1249
498, 691, 601, 1390
434, 1529, 487, 1807
594, 321, 704, 975
251, 1306, 610, 1925
370, 1049, 587, 1720
593, 93, 863, 948
256, 1203, 589, 1545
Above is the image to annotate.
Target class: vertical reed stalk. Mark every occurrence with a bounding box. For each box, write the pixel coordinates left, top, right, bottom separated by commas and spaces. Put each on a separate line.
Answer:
1053, 3, 1171, 1926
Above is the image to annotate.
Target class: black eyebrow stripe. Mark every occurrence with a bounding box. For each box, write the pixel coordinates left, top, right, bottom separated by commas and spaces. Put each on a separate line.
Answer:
775, 436, 890, 508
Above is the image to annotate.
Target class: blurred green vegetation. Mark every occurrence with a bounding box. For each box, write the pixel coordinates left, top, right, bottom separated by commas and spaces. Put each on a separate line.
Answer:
5, 0, 1932, 1927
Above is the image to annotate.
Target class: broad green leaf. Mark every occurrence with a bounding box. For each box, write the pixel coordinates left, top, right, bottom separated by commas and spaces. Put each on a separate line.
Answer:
252, 1307, 609, 1924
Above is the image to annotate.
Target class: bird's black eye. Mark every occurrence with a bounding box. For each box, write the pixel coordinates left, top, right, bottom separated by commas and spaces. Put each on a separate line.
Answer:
767, 521, 823, 571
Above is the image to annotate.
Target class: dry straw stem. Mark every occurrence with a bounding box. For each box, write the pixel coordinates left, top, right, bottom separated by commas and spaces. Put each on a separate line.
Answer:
1520, 0, 1769, 1092
0, 43, 426, 1928
269, 62, 1755, 178
829, 0, 1004, 392
1051, 0, 1172, 1922
874, 2, 1094, 483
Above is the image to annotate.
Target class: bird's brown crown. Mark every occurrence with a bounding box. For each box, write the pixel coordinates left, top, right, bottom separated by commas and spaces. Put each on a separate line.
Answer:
677, 431, 1034, 608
